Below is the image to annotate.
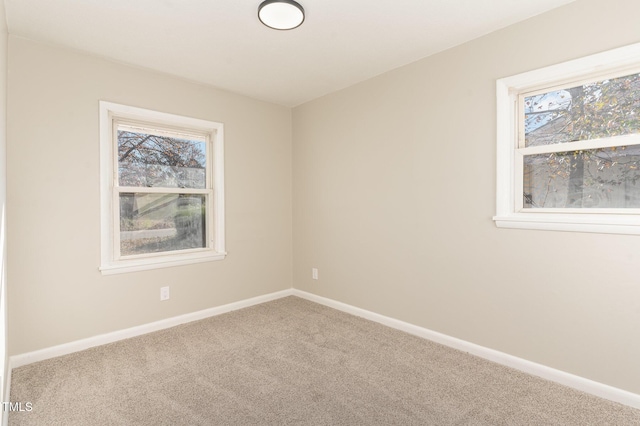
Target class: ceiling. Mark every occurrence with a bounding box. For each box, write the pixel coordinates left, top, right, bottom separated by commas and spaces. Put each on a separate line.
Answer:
4, 0, 574, 107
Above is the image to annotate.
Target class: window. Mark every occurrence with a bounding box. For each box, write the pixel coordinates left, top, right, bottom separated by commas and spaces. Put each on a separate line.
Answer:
494, 42, 640, 235
100, 102, 225, 274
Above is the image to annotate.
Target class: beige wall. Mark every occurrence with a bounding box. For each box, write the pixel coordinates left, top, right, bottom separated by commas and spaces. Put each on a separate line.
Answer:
7, 36, 292, 355
0, 1, 8, 402
293, 0, 640, 394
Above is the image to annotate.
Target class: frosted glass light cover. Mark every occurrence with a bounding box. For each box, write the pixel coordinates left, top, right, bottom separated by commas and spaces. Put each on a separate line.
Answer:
259, 0, 304, 30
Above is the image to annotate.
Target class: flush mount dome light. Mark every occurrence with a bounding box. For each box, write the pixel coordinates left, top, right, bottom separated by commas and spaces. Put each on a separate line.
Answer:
258, 0, 305, 30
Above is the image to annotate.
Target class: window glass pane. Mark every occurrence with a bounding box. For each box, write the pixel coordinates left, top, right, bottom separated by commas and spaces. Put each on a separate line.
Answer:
523, 145, 640, 208
118, 127, 206, 188
525, 72, 640, 147
120, 193, 206, 256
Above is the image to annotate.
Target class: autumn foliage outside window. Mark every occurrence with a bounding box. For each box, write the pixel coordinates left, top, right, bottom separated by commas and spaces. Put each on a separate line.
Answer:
521, 72, 640, 210
116, 124, 210, 257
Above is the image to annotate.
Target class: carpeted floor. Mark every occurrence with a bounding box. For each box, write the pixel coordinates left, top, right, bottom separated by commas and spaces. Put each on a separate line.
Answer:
9, 296, 640, 425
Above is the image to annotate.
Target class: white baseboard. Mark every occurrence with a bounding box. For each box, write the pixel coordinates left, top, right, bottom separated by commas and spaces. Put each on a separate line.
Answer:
10, 289, 294, 369
9, 287, 640, 411
292, 289, 640, 410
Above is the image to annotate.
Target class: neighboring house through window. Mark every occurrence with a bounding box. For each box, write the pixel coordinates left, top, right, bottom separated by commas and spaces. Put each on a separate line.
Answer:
99, 102, 225, 274
495, 42, 640, 235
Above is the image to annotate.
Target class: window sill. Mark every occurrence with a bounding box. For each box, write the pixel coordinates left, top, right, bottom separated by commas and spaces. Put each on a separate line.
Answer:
99, 251, 227, 275
493, 213, 640, 235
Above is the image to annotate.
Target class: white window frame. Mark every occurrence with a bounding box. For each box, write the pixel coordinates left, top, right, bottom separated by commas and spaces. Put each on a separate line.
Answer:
494, 42, 640, 235
99, 102, 226, 274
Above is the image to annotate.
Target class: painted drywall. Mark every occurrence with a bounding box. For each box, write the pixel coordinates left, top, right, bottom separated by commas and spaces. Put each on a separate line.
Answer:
7, 36, 292, 355
293, 0, 640, 394
0, 2, 7, 403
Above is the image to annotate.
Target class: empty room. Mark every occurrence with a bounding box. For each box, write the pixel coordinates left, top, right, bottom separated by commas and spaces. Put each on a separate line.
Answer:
1, 0, 640, 424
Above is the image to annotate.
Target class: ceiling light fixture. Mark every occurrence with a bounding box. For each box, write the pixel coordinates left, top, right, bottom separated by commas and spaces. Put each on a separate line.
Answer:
258, 0, 305, 31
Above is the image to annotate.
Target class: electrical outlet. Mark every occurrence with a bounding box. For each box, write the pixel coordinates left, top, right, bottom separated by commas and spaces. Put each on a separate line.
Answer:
160, 286, 170, 301
312, 268, 318, 280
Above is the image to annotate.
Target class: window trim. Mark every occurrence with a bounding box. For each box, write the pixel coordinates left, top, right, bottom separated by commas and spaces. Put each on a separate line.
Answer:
99, 102, 226, 274
494, 42, 640, 235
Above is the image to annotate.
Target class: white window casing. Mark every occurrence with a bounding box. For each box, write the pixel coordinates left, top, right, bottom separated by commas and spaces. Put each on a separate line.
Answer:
99, 102, 226, 274
495, 42, 640, 235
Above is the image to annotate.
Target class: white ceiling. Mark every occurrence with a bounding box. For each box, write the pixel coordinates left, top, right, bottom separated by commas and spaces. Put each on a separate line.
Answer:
4, 0, 574, 107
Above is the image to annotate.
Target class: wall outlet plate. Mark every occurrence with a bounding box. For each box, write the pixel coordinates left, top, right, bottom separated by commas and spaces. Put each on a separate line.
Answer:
160, 286, 170, 301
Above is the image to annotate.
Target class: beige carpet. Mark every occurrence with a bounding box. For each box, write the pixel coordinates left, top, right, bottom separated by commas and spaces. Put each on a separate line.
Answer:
9, 296, 640, 425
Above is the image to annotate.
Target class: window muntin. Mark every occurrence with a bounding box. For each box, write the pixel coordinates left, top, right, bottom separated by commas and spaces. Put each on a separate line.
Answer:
100, 102, 225, 274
